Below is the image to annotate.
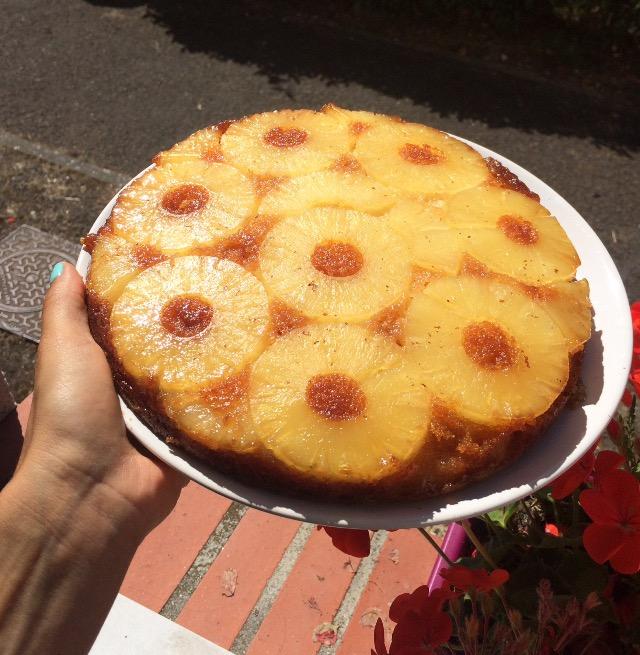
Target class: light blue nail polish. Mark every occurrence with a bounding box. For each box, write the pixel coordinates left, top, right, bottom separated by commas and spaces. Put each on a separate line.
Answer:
49, 262, 65, 283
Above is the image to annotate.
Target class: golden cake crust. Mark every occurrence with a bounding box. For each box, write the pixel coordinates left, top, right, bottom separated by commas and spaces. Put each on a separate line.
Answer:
84, 107, 591, 502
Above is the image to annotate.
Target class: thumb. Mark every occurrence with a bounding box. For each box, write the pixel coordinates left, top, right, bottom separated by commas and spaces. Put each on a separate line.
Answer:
40, 262, 93, 347
36, 262, 110, 389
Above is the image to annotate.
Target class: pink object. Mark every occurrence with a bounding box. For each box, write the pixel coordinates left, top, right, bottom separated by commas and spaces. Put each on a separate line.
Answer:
427, 523, 467, 592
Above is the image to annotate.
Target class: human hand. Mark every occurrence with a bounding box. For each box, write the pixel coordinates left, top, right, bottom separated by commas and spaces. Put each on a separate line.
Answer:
0, 262, 187, 655
15, 261, 186, 539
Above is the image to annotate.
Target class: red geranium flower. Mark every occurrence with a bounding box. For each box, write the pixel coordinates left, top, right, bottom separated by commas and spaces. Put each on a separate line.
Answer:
550, 444, 597, 499
389, 585, 457, 624
593, 449, 625, 488
580, 469, 640, 574
389, 608, 452, 655
607, 418, 621, 442
622, 387, 634, 408
383, 586, 456, 654
319, 526, 371, 557
440, 564, 509, 593
631, 369, 640, 398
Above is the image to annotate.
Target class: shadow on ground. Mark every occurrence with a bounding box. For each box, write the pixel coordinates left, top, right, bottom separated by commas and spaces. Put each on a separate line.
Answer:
85, 0, 639, 154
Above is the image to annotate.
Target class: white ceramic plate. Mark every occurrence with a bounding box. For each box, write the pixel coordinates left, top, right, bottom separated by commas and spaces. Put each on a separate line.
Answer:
77, 137, 632, 530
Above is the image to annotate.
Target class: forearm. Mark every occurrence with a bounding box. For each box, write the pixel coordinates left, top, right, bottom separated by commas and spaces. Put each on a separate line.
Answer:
0, 469, 144, 655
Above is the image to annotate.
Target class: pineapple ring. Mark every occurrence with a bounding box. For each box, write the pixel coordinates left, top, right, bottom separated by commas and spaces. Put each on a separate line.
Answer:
111, 160, 257, 253
447, 186, 580, 284
249, 323, 431, 482
86, 231, 167, 305
384, 198, 464, 274
405, 276, 570, 424
111, 256, 269, 392
258, 207, 412, 321
531, 279, 592, 354
153, 124, 227, 167
259, 169, 398, 217
354, 120, 489, 194
220, 109, 353, 177
162, 370, 259, 455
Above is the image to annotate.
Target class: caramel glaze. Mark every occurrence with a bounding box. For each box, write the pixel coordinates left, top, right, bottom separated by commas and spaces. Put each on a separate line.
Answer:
82, 222, 113, 255
368, 301, 407, 346
133, 244, 167, 269
269, 299, 308, 338
486, 157, 540, 201
462, 321, 517, 371
400, 143, 445, 165
306, 373, 366, 421
203, 147, 224, 163
264, 127, 307, 148
350, 121, 370, 135
160, 295, 214, 338
331, 154, 363, 173
311, 241, 364, 278
497, 214, 539, 246
161, 184, 209, 215
201, 369, 249, 410
207, 215, 277, 271
253, 175, 285, 197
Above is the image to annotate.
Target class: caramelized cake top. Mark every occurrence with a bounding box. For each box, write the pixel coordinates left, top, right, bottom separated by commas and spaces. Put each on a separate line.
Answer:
85, 106, 591, 498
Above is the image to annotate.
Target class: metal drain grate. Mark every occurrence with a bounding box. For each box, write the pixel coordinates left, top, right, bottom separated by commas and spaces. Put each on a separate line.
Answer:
0, 226, 80, 342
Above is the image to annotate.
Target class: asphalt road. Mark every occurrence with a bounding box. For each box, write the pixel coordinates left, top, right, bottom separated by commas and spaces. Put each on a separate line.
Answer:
1, 0, 639, 399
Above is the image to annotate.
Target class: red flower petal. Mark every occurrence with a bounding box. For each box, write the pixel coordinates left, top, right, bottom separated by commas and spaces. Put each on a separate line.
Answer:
594, 450, 625, 487
390, 610, 452, 652
545, 523, 560, 537
321, 527, 371, 557
582, 523, 625, 564
599, 470, 640, 525
374, 618, 388, 655
631, 370, 640, 398
622, 388, 633, 407
440, 565, 476, 591
550, 446, 596, 499
609, 533, 640, 575
440, 565, 508, 593
485, 569, 510, 590
580, 488, 619, 524
607, 419, 621, 442
389, 587, 429, 623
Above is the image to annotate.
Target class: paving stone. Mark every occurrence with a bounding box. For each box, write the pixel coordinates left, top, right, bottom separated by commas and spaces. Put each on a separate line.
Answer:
177, 510, 300, 649
0, 147, 117, 399
120, 483, 232, 613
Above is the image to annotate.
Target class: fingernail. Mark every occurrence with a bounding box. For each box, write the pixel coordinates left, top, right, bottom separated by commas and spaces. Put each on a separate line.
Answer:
49, 262, 65, 284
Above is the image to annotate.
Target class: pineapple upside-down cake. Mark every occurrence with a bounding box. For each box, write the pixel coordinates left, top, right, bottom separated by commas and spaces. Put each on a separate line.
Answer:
84, 106, 591, 500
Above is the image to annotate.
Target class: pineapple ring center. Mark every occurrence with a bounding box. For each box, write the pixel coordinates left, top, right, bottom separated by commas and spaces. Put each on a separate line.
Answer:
161, 184, 210, 215
462, 321, 518, 371
399, 143, 445, 165
160, 294, 214, 338
264, 127, 308, 148
497, 214, 539, 245
311, 241, 364, 278
305, 373, 367, 421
